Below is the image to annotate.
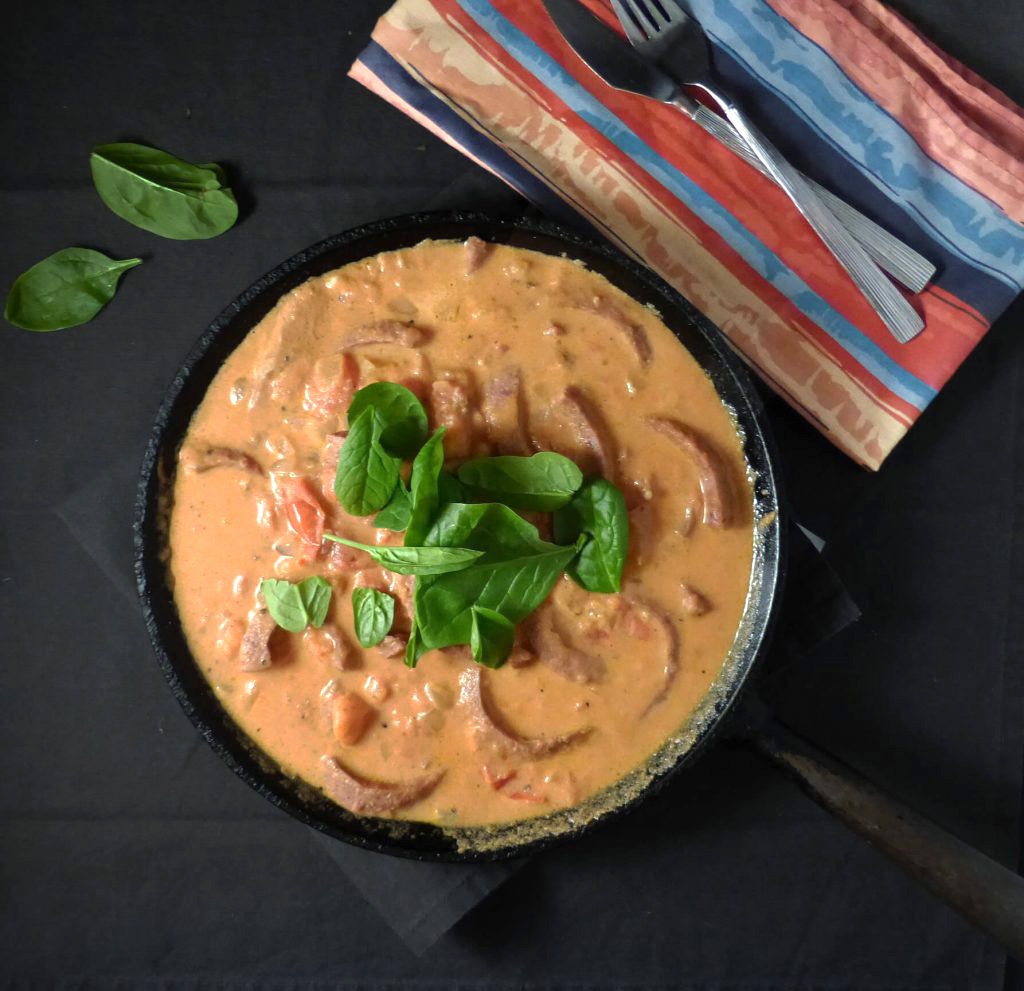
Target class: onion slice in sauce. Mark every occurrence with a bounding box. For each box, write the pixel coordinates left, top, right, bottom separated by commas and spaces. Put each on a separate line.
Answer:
342, 320, 428, 348
304, 622, 357, 670
375, 634, 408, 658
458, 667, 591, 759
319, 756, 443, 815
645, 417, 733, 528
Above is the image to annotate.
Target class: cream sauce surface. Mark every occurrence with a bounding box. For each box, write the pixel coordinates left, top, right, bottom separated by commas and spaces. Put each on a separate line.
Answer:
168, 239, 754, 827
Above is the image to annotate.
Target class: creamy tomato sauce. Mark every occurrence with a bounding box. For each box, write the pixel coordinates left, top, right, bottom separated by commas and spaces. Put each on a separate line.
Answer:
168, 239, 753, 827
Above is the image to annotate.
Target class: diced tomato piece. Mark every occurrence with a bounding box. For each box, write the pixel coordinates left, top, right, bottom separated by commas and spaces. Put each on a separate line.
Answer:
482, 766, 517, 791
275, 476, 325, 561
480, 766, 547, 802
286, 500, 323, 552
504, 789, 547, 804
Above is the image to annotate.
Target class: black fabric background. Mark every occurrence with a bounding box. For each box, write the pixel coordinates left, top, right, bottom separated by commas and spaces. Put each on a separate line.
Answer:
3, 0, 1024, 986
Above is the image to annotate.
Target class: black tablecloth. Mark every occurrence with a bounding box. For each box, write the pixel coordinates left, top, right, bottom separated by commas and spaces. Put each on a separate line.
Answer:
3, 1, 1024, 986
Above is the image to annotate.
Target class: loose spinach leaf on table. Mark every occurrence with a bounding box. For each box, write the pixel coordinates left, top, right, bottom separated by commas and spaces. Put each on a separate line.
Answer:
5, 248, 141, 332
351, 587, 395, 648
347, 382, 429, 458
470, 606, 516, 669
323, 534, 483, 575
404, 427, 446, 546
457, 452, 583, 511
413, 503, 578, 650
260, 576, 332, 633
334, 407, 401, 516
374, 481, 411, 531
553, 478, 629, 594
90, 142, 238, 240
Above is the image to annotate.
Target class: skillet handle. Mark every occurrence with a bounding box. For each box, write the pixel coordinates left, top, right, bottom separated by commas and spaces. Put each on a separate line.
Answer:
746, 718, 1024, 959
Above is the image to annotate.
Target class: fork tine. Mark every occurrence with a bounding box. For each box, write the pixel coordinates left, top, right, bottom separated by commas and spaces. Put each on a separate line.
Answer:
621, 0, 662, 36
658, 0, 691, 22
610, 0, 649, 46
633, 0, 670, 30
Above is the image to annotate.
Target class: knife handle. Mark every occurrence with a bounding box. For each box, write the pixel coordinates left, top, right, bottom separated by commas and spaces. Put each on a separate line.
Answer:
672, 96, 934, 295
689, 84, 924, 342
747, 717, 1024, 962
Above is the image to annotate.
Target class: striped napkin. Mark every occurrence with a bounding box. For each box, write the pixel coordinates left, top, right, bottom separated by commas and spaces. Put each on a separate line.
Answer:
350, 0, 1024, 469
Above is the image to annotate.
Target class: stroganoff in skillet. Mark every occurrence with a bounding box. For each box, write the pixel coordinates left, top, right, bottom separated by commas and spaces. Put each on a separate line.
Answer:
168, 237, 753, 826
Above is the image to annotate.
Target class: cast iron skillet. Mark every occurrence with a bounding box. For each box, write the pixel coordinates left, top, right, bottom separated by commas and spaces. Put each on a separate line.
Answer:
135, 211, 1024, 954
134, 209, 784, 860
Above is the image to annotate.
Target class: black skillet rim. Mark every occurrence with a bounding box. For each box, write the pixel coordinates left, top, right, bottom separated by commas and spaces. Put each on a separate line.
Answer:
133, 209, 786, 862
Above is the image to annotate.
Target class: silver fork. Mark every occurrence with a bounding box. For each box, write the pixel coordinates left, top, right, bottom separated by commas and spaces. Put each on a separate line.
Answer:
612, 0, 925, 342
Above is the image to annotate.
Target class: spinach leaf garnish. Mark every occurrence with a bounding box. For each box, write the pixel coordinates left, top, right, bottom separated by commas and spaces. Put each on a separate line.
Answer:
470, 606, 516, 669
333, 407, 401, 516
327, 384, 630, 670
351, 587, 395, 648
405, 623, 428, 670
457, 452, 583, 511
90, 142, 238, 240
5, 248, 141, 332
437, 470, 468, 506
323, 534, 483, 575
553, 478, 629, 594
413, 503, 577, 651
260, 576, 332, 633
404, 427, 446, 546
347, 382, 429, 458
374, 481, 411, 531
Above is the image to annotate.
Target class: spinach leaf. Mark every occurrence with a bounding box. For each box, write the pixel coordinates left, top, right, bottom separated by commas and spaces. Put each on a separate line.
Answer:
351, 587, 395, 648
404, 622, 429, 670
323, 534, 482, 575
437, 470, 468, 505
347, 382, 429, 458
413, 503, 577, 650
334, 407, 400, 516
374, 481, 411, 531
470, 606, 516, 669
553, 478, 629, 594
404, 427, 446, 546
457, 452, 583, 511
90, 142, 238, 240
296, 577, 333, 628
5, 248, 141, 332
260, 576, 332, 633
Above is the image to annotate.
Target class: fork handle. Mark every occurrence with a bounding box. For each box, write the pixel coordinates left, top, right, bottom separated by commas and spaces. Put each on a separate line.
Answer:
692, 83, 924, 343
675, 97, 935, 294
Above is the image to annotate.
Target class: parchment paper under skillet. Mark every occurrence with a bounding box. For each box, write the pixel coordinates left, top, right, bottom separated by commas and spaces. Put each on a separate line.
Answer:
134, 211, 1024, 957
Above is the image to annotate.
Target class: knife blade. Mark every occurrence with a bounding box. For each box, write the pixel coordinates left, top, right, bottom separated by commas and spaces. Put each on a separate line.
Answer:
543, 0, 678, 102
